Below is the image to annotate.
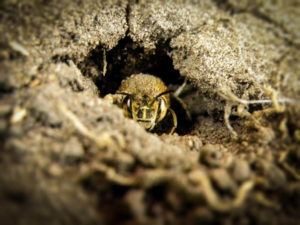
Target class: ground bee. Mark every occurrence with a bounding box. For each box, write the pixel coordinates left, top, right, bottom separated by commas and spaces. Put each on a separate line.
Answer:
106, 73, 179, 134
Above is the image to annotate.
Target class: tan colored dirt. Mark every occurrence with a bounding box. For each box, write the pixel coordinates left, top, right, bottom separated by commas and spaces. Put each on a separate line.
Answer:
0, 0, 300, 225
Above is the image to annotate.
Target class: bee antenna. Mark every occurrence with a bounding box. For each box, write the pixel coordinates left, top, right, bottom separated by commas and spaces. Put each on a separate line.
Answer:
116, 91, 132, 96
155, 90, 173, 99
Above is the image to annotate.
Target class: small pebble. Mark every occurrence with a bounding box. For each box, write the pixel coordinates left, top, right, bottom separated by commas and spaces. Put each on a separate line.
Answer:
231, 159, 251, 182
210, 168, 237, 192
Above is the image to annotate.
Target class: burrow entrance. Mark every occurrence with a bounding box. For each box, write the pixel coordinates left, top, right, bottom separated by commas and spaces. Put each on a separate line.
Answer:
78, 37, 185, 95
77, 37, 194, 134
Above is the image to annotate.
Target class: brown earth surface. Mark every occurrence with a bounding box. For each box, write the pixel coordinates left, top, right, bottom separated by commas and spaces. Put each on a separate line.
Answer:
0, 0, 300, 225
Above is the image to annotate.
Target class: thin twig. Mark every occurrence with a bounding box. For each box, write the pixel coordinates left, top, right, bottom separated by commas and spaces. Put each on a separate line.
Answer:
102, 49, 107, 77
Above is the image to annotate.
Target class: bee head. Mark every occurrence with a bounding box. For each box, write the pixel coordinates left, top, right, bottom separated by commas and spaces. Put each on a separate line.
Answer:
118, 91, 170, 131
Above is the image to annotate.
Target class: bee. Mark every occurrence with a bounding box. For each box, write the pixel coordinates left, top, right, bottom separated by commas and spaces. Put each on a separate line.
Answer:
106, 73, 178, 134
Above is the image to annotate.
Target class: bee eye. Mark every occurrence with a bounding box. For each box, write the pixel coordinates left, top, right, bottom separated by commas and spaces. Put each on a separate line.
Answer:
155, 97, 167, 122
123, 96, 131, 111
159, 98, 167, 111
126, 97, 131, 109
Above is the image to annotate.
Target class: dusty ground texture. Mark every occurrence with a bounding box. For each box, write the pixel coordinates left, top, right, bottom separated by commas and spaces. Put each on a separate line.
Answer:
0, 0, 300, 225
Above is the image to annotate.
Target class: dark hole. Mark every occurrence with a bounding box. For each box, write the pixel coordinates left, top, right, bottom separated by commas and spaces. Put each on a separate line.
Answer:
6, 191, 28, 204
78, 36, 194, 134
81, 173, 133, 224
79, 36, 183, 96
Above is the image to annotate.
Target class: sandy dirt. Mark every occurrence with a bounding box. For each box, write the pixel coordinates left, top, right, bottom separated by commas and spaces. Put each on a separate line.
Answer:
0, 0, 300, 225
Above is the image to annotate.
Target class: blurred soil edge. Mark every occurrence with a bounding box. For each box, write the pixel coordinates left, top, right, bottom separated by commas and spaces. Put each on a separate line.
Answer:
0, 0, 300, 225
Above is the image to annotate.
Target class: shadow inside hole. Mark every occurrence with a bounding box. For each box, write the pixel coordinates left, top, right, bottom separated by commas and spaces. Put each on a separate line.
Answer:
78, 36, 194, 134
80, 36, 183, 96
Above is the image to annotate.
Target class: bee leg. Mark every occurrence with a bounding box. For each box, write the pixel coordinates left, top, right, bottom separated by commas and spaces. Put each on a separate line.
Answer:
168, 108, 177, 134
172, 94, 192, 121
148, 121, 156, 131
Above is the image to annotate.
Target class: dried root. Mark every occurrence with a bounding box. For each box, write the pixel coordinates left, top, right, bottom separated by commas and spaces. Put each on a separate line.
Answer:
174, 78, 187, 97
224, 102, 238, 139
188, 170, 255, 212
81, 159, 256, 213
219, 86, 297, 108
279, 151, 300, 180
57, 101, 125, 150
218, 86, 299, 138
102, 49, 107, 77
80, 162, 138, 186
254, 191, 280, 209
